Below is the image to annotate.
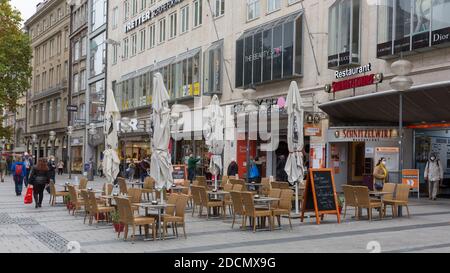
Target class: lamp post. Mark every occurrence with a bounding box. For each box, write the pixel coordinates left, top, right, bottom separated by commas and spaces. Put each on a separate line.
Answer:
32, 134, 37, 164
49, 131, 56, 158
121, 117, 131, 177
390, 59, 413, 216
67, 126, 73, 179
242, 88, 258, 181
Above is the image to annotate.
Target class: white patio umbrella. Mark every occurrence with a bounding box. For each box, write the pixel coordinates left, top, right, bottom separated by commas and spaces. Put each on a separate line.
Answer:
205, 95, 224, 190
284, 81, 305, 215
150, 72, 174, 196
103, 88, 121, 185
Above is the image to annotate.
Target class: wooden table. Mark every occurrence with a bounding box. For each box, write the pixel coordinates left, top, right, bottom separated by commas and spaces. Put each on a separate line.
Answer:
171, 186, 188, 193
133, 202, 176, 240
254, 197, 280, 210
127, 182, 144, 188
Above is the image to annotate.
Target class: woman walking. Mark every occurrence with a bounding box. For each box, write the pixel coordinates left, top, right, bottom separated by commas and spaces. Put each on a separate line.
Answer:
28, 158, 51, 208
57, 160, 64, 175
373, 157, 388, 191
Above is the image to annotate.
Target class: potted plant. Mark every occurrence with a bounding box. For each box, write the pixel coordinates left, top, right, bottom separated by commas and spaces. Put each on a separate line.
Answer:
337, 195, 345, 214
111, 210, 124, 233
64, 195, 73, 210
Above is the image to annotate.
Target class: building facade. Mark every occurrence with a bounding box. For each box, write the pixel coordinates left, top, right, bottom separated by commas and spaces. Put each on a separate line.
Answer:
24, 0, 71, 163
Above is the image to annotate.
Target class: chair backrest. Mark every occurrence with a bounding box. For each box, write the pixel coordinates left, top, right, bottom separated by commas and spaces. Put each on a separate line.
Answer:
79, 177, 88, 190
272, 181, 290, 189
67, 185, 79, 203
155, 190, 168, 200
261, 178, 271, 196
395, 184, 410, 202
88, 191, 100, 212
114, 197, 134, 224
194, 179, 207, 188
190, 185, 202, 205
197, 186, 209, 204
382, 183, 396, 200
79, 190, 90, 212
279, 189, 293, 210
241, 191, 256, 215
49, 182, 57, 195
102, 183, 113, 196
182, 180, 190, 195
117, 177, 128, 194
269, 188, 281, 208
166, 193, 179, 216
127, 188, 142, 204
232, 184, 243, 191
223, 183, 233, 192
196, 176, 206, 184
230, 179, 245, 188
221, 175, 229, 186
175, 194, 189, 218
230, 191, 245, 215
353, 186, 370, 206
143, 176, 155, 190
342, 185, 357, 206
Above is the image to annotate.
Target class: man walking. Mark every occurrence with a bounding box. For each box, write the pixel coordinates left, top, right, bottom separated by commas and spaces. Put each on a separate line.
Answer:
0, 156, 6, 182
23, 152, 33, 187
188, 154, 200, 183
11, 156, 27, 196
425, 153, 444, 201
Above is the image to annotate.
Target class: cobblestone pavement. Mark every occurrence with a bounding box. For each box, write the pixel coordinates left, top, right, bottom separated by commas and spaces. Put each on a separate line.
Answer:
1, 174, 450, 253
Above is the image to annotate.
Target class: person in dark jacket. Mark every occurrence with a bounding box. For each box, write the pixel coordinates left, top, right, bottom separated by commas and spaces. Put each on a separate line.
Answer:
11, 156, 28, 196
276, 155, 288, 182
227, 158, 239, 176
47, 156, 56, 183
28, 158, 51, 208
187, 154, 200, 183
140, 157, 151, 182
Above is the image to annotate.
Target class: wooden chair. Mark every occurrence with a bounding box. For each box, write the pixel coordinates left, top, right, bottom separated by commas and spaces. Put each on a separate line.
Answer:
353, 186, 382, 221
196, 185, 226, 220
241, 191, 273, 232
163, 194, 189, 239
194, 178, 207, 188
272, 181, 290, 189
342, 185, 358, 220
117, 177, 128, 195
271, 189, 293, 229
155, 189, 168, 201
87, 191, 115, 225
127, 188, 142, 214
221, 175, 229, 189
223, 183, 234, 215
232, 184, 243, 192
190, 185, 202, 217
79, 177, 88, 190
383, 184, 410, 218
79, 190, 91, 224
102, 183, 113, 196
141, 176, 155, 201
49, 182, 69, 206
230, 178, 246, 188
67, 185, 85, 216
181, 180, 192, 207
382, 183, 396, 200
114, 197, 156, 242
268, 189, 282, 209
230, 191, 245, 229
261, 178, 271, 196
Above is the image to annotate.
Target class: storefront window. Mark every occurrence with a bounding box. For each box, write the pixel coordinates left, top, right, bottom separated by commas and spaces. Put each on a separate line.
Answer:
204, 40, 223, 95
377, 0, 450, 58
327, 0, 360, 69
90, 33, 106, 77
235, 12, 302, 89
89, 80, 105, 123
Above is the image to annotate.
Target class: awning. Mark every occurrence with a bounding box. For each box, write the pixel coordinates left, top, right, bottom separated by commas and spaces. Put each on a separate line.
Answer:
319, 81, 450, 125
238, 11, 302, 40
155, 56, 176, 70
176, 47, 201, 62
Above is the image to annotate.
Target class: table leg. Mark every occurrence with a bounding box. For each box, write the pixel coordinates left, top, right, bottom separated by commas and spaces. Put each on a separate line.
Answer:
398, 206, 403, 217
158, 209, 162, 240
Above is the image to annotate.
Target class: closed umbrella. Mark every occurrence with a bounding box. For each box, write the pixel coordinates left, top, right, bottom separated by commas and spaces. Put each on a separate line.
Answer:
103, 88, 121, 184
205, 95, 224, 190
150, 73, 174, 196
284, 81, 305, 215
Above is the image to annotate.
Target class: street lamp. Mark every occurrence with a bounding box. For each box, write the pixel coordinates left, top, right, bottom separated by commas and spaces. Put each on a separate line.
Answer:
32, 134, 37, 164
121, 117, 131, 177
390, 59, 413, 217
49, 131, 56, 158
67, 126, 73, 179
242, 88, 258, 181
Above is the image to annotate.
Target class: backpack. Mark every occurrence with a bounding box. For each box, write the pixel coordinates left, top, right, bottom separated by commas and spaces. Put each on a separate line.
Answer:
15, 164, 23, 176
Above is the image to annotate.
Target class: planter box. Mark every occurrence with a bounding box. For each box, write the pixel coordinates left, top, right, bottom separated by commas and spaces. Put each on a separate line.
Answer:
95, 213, 106, 221
113, 223, 124, 233
66, 202, 74, 210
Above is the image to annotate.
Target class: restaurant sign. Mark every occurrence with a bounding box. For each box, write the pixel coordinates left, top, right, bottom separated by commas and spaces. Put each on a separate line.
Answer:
326, 73, 383, 93
328, 128, 398, 142
125, 0, 184, 33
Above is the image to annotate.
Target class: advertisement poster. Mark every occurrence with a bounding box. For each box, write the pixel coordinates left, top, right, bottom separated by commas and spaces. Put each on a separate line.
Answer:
310, 143, 326, 169
402, 169, 420, 190
330, 144, 340, 174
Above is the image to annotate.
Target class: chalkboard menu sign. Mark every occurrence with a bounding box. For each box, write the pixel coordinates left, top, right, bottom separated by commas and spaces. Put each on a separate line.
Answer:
172, 165, 187, 185
301, 169, 340, 225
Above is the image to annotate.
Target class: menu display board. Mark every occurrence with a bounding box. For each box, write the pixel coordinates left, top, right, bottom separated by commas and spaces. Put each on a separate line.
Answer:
172, 165, 187, 185
301, 169, 340, 225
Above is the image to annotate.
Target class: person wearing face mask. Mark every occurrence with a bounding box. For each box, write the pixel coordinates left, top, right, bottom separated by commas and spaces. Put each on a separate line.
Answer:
424, 153, 443, 200
373, 157, 388, 191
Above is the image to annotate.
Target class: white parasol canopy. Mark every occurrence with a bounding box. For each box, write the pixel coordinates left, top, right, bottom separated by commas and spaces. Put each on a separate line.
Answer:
204, 95, 224, 190
284, 81, 305, 214
150, 72, 174, 191
103, 88, 121, 184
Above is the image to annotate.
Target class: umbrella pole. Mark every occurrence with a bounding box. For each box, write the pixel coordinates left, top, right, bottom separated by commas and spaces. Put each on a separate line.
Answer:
295, 182, 299, 214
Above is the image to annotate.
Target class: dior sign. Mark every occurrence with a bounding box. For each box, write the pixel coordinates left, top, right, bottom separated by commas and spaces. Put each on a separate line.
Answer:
125, 0, 184, 33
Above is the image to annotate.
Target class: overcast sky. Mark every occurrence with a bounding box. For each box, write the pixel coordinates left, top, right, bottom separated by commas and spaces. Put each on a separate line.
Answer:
10, 0, 42, 25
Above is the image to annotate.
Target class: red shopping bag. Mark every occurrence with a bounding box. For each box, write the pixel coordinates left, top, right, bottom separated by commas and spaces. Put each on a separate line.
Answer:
24, 186, 33, 204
